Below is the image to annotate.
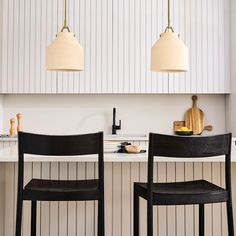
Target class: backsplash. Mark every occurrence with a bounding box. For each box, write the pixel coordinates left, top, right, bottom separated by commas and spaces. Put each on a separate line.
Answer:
0, 94, 226, 135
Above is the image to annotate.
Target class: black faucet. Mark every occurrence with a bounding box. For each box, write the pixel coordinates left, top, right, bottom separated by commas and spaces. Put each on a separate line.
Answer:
112, 107, 121, 134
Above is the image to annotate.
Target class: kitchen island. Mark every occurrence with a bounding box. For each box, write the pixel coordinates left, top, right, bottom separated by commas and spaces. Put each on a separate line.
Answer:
0, 136, 235, 236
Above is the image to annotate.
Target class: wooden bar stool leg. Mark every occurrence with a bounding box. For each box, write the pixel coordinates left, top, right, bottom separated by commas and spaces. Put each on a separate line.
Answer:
15, 197, 23, 236
134, 185, 140, 236
31, 201, 37, 236
98, 196, 105, 236
226, 199, 234, 236
199, 204, 204, 236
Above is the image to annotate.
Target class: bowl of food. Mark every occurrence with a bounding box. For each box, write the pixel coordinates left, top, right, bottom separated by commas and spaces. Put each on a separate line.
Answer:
125, 145, 142, 153
175, 126, 193, 136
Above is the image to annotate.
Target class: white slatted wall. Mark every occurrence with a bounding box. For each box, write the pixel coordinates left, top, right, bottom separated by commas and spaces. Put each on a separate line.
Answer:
1, 140, 235, 236
0, 0, 230, 94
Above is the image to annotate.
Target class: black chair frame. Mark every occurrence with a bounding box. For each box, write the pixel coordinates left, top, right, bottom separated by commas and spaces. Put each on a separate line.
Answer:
15, 131, 104, 236
134, 133, 234, 236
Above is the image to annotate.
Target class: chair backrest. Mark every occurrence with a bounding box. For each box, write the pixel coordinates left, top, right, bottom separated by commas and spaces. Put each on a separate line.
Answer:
17, 131, 104, 191
147, 133, 232, 199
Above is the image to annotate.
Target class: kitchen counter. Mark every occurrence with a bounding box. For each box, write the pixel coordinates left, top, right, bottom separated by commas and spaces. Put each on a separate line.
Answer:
0, 146, 236, 162
0, 135, 236, 236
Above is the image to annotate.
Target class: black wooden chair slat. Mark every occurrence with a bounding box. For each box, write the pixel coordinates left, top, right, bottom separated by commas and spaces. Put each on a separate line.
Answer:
133, 133, 234, 236
15, 131, 105, 236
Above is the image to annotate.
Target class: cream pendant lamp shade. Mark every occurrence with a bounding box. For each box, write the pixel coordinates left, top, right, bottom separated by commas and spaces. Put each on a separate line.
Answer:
151, 0, 188, 72
46, 0, 83, 71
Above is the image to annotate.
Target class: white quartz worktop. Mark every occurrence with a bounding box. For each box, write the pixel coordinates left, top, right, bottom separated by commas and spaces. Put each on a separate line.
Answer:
0, 146, 235, 162
0, 135, 236, 162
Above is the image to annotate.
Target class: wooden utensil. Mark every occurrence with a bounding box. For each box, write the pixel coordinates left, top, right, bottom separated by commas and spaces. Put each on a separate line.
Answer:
184, 95, 204, 135
17, 113, 23, 132
9, 118, 16, 136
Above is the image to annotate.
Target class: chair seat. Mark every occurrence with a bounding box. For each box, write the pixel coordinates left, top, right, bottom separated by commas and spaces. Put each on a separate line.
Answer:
23, 179, 100, 201
135, 179, 228, 205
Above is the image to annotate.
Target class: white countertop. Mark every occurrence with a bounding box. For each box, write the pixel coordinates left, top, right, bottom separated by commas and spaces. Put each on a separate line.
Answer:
0, 146, 235, 162
0, 135, 235, 162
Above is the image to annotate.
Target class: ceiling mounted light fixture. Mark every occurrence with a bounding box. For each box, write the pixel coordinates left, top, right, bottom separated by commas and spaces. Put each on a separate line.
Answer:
46, 0, 84, 71
151, 0, 188, 72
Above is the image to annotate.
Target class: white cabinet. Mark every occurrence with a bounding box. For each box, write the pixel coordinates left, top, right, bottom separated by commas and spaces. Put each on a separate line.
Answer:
0, 0, 230, 94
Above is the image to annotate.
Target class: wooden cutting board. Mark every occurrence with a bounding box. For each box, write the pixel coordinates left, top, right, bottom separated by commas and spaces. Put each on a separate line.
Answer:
184, 96, 204, 135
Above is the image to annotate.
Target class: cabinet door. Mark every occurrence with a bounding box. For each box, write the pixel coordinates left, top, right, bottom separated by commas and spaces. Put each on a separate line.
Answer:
0, 0, 230, 94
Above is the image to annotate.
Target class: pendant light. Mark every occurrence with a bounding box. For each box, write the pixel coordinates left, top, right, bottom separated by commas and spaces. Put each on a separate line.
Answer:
151, 0, 188, 72
46, 0, 84, 71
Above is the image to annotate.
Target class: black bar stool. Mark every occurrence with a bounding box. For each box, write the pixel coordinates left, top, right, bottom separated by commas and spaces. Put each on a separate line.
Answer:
133, 133, 234, 236
15, 131, 104, 236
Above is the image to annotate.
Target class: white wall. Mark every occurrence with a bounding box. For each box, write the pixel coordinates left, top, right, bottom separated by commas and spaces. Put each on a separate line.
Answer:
1, 94, 226, 135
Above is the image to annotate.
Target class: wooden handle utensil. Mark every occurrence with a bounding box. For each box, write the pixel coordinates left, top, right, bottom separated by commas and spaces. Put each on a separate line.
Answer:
184, 95, 204, 135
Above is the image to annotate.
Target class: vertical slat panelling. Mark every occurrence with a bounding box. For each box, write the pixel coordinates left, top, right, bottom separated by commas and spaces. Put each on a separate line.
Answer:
1, 0, 8, 92
190, 0, 197, 93
117, 0, 124, 93
175, 163, 185, 236
207, 0, 214, 93
146, 0, 152, 93
29, 0, 36, 93
96, 0, 102, 93
68, 162, 77, 236
77, 162, 86, 236
85, 163, 95, 236
202, 0, 208, 93
12, 0, 19, 93
121, 163, 131, 236
104, 162, 112, 236
34, 0, 42, 93
58, 162, 68, 236
4, 163, 15, 236
130, 163, 140, 236
139, 163, 147, 236
140, 0, 146, 93
196, 0, 202, 93
223, 0, 230, 93
166, 163, 176, 236
84, 0, 91, 94
90, 0, 96, 94
221, 163, 228, 235
193, 162, 203, 236
212, 163, 222, 236
7, 0, 13, 93
1, 158, 232, 236
122, 0, 128, 93
49, 162, 59, 236
129, 0, 135, 93
203, 163, 213, 236
184, 163, 194, 236
112, 163, 122, 236
184, 0, 191, 93
0, 0, 230, 94
213, 0, 220, 93
78, 0, 85, 94
156, 0, 164, 93
23, 0, 30, 93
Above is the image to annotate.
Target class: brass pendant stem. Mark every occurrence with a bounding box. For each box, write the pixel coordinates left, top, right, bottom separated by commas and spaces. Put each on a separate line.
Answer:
61, 0, 70, 32
64, 0, 67, 28
168, 0, 170, 28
